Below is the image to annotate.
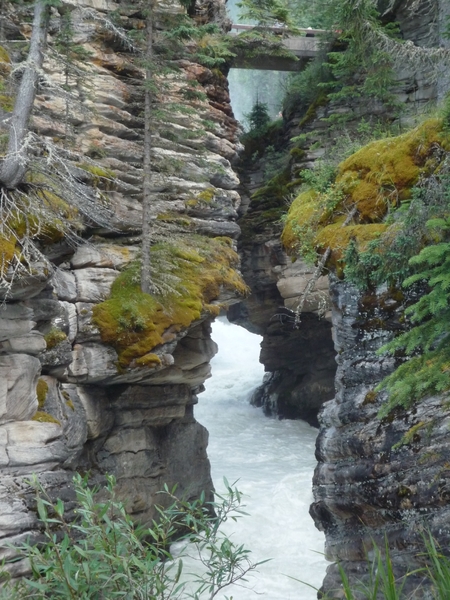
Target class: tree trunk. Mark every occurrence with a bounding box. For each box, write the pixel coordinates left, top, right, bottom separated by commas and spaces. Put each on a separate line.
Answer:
141, 6, 154, 294
0, 0, 49, 189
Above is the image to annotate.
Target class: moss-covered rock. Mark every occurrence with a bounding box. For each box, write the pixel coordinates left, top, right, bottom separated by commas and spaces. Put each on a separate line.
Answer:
92, 236, 248, 367
32, 411, 61, 425
44, 328, 67, 350
282, 118, 448, 270
36, 378, 49, 409
337, 118, 445, 221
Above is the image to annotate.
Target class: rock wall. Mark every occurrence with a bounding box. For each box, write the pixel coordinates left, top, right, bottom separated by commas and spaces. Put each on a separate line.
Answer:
229, 160, 337, 425
0, 0, 244, 576
230, 0, 447, 425
228, 0, 450, 594
311, 277, 450, 598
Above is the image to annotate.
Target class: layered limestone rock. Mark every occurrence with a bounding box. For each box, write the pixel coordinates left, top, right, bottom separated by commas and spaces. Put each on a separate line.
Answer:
0, 0, 243, 576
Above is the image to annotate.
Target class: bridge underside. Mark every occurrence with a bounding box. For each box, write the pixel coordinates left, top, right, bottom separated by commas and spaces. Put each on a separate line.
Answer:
230, 53, 311, 71
228, 34, 320, 71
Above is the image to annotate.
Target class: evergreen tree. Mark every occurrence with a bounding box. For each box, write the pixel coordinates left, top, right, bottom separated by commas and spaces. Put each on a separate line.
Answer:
377, 217, 450, 417
246, 100, 271, 132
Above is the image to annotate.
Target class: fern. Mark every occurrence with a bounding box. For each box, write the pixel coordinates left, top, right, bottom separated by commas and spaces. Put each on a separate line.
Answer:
377, 218, 450, 416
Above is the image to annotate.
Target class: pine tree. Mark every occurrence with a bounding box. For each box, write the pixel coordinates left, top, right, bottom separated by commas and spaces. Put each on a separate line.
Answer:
377, 217, 450, 417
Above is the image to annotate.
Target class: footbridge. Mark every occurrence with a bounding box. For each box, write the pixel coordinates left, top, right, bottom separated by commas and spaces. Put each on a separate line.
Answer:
229, 24, 325, 71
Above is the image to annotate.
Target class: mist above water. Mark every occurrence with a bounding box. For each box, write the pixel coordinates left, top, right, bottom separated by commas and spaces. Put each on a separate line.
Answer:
195, 319, 326, 599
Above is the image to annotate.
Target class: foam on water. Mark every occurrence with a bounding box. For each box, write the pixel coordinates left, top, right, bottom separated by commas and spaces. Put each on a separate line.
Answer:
194, 318, 327, 599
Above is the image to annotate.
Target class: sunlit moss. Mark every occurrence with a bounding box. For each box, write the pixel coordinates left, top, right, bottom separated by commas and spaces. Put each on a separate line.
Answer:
135, 353, 162, 368
92, 236, 249, 367
77, 163, 116, 189
281, 119, 448, 268
336, 118, 445, 221
0, 235, 17, 276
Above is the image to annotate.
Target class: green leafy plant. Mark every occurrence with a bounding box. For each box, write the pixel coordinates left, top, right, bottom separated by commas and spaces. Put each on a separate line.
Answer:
0, 474, 262, 599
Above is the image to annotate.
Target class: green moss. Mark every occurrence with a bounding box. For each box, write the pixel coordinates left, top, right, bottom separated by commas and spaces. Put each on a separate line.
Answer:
156, 213, 192, 228
92, 237, 249, 367
36, 379, 49, 409
289, 147, 306, 160
362, 390, 378, 405
0, 94, 13, 112
0, 235, 17, 277
66, 400, 75, 411
0, 46, 11, 80
337, 118, 445, 221
77, 163, 116, 189
281, 119, 447, 270
393, 421, 426, 450
44, 328, 67, 350
32, 411, 61, 425
298, 92, 328, 129
0, 46, 10, 64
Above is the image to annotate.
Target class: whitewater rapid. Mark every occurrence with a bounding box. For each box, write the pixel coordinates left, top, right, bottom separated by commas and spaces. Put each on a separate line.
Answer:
195, 318, 327, 599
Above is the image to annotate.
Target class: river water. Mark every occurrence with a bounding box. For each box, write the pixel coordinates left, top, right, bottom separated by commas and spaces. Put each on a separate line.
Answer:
194, 318, 327, 599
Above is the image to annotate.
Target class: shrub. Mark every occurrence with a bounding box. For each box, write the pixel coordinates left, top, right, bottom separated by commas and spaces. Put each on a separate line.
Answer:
0, 474, 261, 599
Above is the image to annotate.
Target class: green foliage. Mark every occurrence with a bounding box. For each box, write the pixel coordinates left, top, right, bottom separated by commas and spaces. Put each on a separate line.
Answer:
343, 138, 450, 289
282, 60, 331, 117
236, 0, 291, 28
0, 474, 260, 599
423, 533, 450, 600
240, 102, 284, 162
376, 217, 450, 417
337, 538, 408, 600
245, 100, 271, 132
443, 94, 450, 135
164, 21, 236, 68
279, 0, 402, 129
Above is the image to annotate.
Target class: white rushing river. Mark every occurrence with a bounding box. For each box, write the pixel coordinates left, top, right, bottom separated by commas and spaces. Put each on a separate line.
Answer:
195, 318, 327, 599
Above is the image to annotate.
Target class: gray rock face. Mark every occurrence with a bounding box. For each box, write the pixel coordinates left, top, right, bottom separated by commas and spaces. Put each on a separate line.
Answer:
0, 355, 41, 424
231, 171, 337, 422
0, 0, 241, 578
251, 314, 336, 426
311, 276, 450, 598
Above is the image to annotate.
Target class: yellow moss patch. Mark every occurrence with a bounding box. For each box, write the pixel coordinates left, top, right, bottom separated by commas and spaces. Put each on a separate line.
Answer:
36, 378, 49, 409
0, 46, 10, 64
77, 163, 116, 189
135, 353, 161, 368
0, 235, 17, 276
0, 94, 13, 112
281, 189, 320, 253
316, 223, 387, 269
44, 328, 67, 350
32, 411, 61, 425
92, 236, 249, 367
282, 119, 447, 267
0, 46, 11, 79
66, 400, 75, 411
337, 119, 444, 221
